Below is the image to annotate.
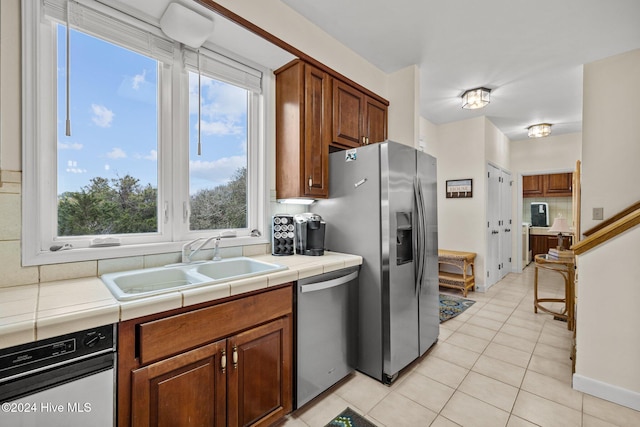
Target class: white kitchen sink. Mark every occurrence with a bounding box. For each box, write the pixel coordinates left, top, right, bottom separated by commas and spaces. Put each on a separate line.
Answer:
101, 257, 287, 301
195, 257, 287, 280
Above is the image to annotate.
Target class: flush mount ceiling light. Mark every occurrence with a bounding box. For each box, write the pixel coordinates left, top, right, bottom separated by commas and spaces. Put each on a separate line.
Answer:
527, 123, 552, 138
160, 3, 214, 49
461, 87, 491, 109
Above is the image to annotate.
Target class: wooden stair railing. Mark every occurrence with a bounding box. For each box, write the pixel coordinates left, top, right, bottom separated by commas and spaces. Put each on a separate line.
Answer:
582, 200, 640, 237
572, 208, 640, 255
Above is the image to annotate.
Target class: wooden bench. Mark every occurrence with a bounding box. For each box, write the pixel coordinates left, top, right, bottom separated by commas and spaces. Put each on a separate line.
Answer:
438, 250, 476, 297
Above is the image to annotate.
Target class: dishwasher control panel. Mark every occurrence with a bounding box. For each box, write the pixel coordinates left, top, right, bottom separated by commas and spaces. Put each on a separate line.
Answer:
0, 324, 115, 382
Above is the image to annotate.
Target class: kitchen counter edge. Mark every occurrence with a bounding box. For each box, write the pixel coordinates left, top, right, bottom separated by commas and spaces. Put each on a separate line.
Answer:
0, 252, 363, 350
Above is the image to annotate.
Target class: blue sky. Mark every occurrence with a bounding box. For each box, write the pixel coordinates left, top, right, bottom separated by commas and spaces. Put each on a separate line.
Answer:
56, 26, 248, 196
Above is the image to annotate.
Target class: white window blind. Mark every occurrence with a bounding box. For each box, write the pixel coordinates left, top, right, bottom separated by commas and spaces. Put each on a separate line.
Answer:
42, 0, 174, 62
183, 48, 262, 93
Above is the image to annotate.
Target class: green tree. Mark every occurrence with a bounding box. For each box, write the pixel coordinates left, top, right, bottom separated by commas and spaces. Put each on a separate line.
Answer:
58, 175, 157, 236
190, 167, 247, 230
57, 168, 247, 236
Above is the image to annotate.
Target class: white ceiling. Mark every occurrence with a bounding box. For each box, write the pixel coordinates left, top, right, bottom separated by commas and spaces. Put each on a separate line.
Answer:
115, 0, 640, 141
281, 0, 640, 141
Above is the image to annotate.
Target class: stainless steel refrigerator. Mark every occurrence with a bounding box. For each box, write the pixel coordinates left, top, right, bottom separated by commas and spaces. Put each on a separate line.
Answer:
312, 140, 439, 384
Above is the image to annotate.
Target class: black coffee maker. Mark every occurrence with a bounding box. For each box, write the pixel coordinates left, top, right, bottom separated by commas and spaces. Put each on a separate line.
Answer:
294, 213, 325, 256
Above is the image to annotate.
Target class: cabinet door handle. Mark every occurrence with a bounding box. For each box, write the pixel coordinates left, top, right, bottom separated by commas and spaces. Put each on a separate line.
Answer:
221, 349, 227, 373
308, 176, 312, 187
232, 345, 238, 369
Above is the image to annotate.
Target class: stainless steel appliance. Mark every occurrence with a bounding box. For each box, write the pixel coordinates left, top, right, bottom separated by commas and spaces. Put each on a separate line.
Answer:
294, 213, 326, 256
312, 141, 439, 384
531, 202, 549, 226
295, 266, 359, 408
0, 324, 116, 426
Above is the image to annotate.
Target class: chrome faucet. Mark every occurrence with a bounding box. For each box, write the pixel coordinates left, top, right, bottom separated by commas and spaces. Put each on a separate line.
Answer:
182, 236, 217, 264
212, 236, 222, 261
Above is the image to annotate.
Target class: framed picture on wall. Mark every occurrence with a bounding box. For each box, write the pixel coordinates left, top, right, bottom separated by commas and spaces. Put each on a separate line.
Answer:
446, 179, 473, 198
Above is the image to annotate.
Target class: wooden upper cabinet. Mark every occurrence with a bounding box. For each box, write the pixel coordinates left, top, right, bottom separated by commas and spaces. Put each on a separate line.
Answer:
303, 65, 331, 198
523, 175, 544, 197
544, 173, 573, 196
275, 59, 388, 199
332, 80, 364, 148
332, 79, 388, 149
523, 173, 573, 198
275, 60, 330, 199
365, 96, 388, 144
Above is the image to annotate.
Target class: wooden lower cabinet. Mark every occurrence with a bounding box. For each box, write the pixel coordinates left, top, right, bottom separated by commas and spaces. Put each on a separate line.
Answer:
119, 285, 293, 427
132, 341, 227, 427
228, 319, 289, 427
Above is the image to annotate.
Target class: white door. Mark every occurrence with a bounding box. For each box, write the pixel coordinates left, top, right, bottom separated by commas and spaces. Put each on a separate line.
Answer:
487, 164, 501, 287
500, 170, 513, 278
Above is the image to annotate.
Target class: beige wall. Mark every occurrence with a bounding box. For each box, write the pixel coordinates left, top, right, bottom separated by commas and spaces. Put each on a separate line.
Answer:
0, 0, 21, 171
581, 48, 640, 232
574, 48, 640, 410
511, 132, 582, 176
484, 119, 510, 170
435, 117, 489, 285
419, 116, 439, 158
387, 65, 420, 147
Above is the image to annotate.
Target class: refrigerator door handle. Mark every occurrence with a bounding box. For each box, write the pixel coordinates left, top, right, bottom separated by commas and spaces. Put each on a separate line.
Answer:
417, 177, 428, 294
413, 178, 425, 295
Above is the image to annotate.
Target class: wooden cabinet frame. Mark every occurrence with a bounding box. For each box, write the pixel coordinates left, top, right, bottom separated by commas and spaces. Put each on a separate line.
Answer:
118, 284, 293, 427
275, 59, 388, 199
523, 173, 573, 198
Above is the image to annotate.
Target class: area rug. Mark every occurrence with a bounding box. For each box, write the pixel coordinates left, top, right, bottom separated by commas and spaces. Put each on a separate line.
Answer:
325, 407, 377, 427
440, 293, 476, 323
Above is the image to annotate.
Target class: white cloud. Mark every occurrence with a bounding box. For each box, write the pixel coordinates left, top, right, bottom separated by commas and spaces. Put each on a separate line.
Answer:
133, 150, 158, 161
144, 150, 157, 161
91, 104, 114, 127
66, 160, 87, 174
104, 164, 110, 171
188, 76, 247, 137
198, 120, 243, 136
189, 155, 246, 190
107, 147, 127, 159
132, 69, 146, 90
58, 141, 83, 150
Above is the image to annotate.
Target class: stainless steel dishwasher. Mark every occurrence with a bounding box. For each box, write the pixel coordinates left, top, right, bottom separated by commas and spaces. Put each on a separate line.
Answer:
0, 324, 116, 426
295, 266, 359, 408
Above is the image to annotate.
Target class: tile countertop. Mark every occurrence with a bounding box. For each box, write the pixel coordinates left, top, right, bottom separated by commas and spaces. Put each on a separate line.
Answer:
529, 226, 575, 236
0, 251, 362, 350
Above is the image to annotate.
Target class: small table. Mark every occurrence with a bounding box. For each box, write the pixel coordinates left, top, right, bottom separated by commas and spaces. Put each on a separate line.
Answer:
438, 250, 476, 297
533, 253, 575, 330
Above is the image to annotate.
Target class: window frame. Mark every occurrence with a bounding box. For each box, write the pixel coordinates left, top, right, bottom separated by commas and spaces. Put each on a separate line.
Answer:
21, 0, 270, 266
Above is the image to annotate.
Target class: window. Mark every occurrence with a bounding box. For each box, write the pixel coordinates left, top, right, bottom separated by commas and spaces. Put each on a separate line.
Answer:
22, 0, 269, 265
56, 26, 160, 236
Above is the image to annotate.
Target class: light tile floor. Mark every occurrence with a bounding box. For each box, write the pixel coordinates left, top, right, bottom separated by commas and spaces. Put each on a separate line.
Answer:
282, 265, 640, 427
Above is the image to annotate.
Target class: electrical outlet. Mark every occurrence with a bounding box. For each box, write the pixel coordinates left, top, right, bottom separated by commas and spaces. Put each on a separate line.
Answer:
593, 207, 604, 220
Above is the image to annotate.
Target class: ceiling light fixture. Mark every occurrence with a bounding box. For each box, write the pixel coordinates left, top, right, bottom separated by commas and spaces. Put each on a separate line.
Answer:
461, 87, 491, 109
527, 123, 552, 138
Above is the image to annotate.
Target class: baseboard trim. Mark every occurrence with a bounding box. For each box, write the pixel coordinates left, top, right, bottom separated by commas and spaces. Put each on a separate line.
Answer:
573, 373, 640, 411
